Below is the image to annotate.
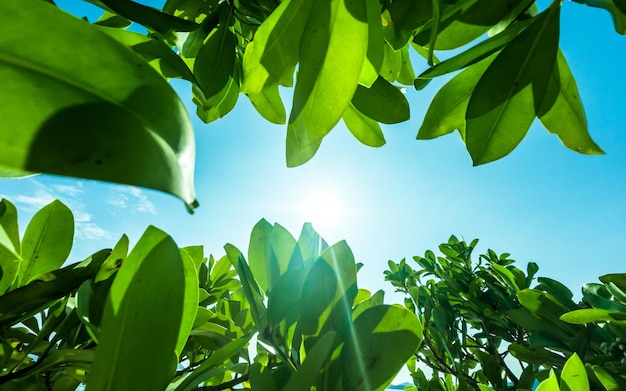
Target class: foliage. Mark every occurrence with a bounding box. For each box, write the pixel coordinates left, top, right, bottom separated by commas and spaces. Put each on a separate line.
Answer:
0, 199, 420, 390
1, 0, 623, 207
385, 236, 626, 391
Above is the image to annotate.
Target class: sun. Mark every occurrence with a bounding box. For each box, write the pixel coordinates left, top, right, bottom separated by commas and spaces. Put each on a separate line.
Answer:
300, 190, 345, 231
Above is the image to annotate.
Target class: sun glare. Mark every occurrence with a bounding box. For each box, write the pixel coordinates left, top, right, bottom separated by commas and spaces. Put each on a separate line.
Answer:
301, 190, 344, 231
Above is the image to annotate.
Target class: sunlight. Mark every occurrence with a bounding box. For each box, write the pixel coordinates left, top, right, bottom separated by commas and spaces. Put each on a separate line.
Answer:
301, 190, 345, 231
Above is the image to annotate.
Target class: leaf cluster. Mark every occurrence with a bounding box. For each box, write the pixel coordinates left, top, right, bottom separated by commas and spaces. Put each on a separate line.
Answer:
385, 236, 626, 391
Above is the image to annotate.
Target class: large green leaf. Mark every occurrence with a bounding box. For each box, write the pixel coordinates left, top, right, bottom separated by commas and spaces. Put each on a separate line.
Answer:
0, 0, 197, 210
19, 200, 74, 286
0, 199, 20, 294
538, 51, 604, 155
417, 56, 495, 140
560, 353, 589, 391
282, 332, 336, 391
286, 0, 368, 166
242, 0, 314, 93
177, 245, 200, 358
194, 21, 236, 103
465, 2, 561, 165
343, 104, 386, 147
382, 0, 432, 50
342, 305, 422, 391
300, 241, 358, 337
88, 227, 186, 391
351, 77, 410, 124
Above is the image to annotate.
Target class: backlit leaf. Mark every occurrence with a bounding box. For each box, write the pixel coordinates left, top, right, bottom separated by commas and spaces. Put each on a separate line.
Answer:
417, 56, 495, 140
351, 77, 410, 124
0, 199, 20, 294
343, 104, 386, 147
0, 0, 197, 210
465, 2, 561, 165
287, 0, 368, 167
19, 200, 74, 286
88, 227, 186, 390
560, 353, 589, 391
194, 22, 236, 102
538, 51, 604, 155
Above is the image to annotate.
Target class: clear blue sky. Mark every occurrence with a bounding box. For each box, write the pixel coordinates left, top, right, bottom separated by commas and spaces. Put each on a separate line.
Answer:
2, 0, 625, 304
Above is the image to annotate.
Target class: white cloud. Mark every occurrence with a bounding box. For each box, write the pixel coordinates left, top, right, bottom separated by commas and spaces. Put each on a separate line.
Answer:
0, 182, 112, 241
107, 186, 156, 215
51, 182, 84, 197
0, 191, 56, 212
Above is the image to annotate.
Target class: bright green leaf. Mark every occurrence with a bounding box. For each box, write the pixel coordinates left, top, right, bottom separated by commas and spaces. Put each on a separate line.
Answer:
19, 200, 74, 286
539, 50, 604, 155
282, 332, 337, 391
560, 353, 589, 391
343, 104, 386, 147
0, 199, 20, 293
88, 227, 186, 391
342, 305, 422, 391
0, 0, 197, 210
536, 370, 560, 391
287, 0, 368, 167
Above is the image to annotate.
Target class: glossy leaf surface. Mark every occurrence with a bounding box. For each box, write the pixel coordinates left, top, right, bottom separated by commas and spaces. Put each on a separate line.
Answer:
0, 0, 197, 210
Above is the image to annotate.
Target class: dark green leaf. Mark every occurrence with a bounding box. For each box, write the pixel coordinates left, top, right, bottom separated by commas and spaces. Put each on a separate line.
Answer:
0, 199, 20, 293
351, 77, 410, 124
417, 55, 495, 140
99, 0, 200, 34
194, 22, 236, 102
282, 332, 337, 391
580, 0, 626, 34
465, 3, 561, 165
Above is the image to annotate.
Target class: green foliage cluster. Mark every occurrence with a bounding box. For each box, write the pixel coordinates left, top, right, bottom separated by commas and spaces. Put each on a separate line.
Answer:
385, 236, 626, 391
1, 0, 623, 208
0, 199, 420, 390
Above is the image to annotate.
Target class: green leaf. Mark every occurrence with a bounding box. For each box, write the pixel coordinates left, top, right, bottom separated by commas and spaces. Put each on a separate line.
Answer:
536, 370, 560, 391
247, 83, 286, 124
465, 2, 561, 165
195, 70, 240, 124
282, 332, 337, 391
0, 0, 197, 210
301, 241, 358, 336
560, 353, 589, 391
580, 0, 626, 34
242, 0, 315, 93
248, 219, 280, 294
417, 18, 532, 80
538, 50, 604, 155
99, 0, 200, 34
359, 0, 385, 87
351, 77, 410, 124
297, 223, 328, 265
95, 26, 197, 85
95, 235, 128, 283
0, 199, 20, 293
342, 305, 422, 391
19, 200, 74, 286
560, 308, 626, 324
417, 56, 495, 140
382, 0, 432, 50
194, 22, 236, 102
287, 0, 368, 167
592, 365, 624, 391
174, 334, 252, 391
430, 0, 528, 50
225, 243, 267, 330
88, 227, 186, 391
177, 245, 200, 358
343, 104, 386, 147
0, 250, 110, 327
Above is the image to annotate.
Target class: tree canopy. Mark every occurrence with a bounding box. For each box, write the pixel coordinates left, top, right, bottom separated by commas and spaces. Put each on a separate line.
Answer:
1, 0, 623, 209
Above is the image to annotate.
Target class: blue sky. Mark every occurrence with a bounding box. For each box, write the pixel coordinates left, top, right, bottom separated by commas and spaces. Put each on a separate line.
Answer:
2, 0, 625, 306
